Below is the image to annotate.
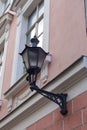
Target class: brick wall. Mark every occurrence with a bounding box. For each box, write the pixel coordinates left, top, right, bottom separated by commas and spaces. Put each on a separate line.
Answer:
27, 91, 87, 130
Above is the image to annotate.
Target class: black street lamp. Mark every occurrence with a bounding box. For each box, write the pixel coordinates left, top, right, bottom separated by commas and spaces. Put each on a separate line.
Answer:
20, 36, 68, 115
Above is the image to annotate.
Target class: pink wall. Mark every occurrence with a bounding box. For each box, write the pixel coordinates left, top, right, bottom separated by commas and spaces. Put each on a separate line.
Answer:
48, 0, 87, 81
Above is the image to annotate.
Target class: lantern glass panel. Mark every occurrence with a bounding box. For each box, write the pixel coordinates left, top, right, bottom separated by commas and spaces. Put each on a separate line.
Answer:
21, 48, 29, 71
28, 48, 38, 68
38, 48, 47, 69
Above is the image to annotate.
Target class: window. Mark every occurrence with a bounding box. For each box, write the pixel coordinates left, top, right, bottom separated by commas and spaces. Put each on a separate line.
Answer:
26, 1, 44, 47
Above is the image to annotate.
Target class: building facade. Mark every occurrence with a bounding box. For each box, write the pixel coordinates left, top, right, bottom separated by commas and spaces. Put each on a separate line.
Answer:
1, 0, 87, 130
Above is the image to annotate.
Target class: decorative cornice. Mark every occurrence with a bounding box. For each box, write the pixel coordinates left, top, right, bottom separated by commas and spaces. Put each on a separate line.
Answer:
0, 12, 13, 36
49, 56, 87, 93
0, 12, 13, 25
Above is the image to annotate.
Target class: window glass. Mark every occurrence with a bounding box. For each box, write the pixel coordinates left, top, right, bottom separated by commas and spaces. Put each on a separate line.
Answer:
27, 27, 36, 45
28, 9, 37, 28
38, 18, 44, 36
27, 0, 44, 47
30, 27, 36, 39
39, 1, 44, 17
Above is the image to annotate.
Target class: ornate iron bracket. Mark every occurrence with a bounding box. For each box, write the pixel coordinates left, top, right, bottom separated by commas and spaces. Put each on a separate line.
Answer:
30, 82, 68, 115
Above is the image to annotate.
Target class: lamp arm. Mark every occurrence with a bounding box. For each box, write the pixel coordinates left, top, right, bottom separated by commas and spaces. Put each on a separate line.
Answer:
30, 83, 68, 115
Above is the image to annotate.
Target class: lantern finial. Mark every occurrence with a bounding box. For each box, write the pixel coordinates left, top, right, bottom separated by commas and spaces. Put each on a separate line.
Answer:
31, 35, 39, 47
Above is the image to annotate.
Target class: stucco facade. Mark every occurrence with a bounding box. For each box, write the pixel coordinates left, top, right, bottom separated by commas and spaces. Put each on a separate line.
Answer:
1, 0, 87, 130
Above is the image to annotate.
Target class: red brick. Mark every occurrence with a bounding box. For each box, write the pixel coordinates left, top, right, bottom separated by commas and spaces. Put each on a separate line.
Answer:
64, 111, 82, 130
36, 113, 53, 130
53, 109, 63, 122
67, 100, 73, 115
83, 107, 87, 123
46, 121, 63, 130
73, 92, 87, 112
53, 101, 72, 123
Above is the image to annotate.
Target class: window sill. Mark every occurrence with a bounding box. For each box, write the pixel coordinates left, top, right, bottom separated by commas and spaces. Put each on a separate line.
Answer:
4, 73, 28, 99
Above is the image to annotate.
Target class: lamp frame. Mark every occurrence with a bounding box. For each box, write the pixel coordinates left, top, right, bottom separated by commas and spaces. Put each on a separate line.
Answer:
20, 36, 68, 115
26, 73, 67, 115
